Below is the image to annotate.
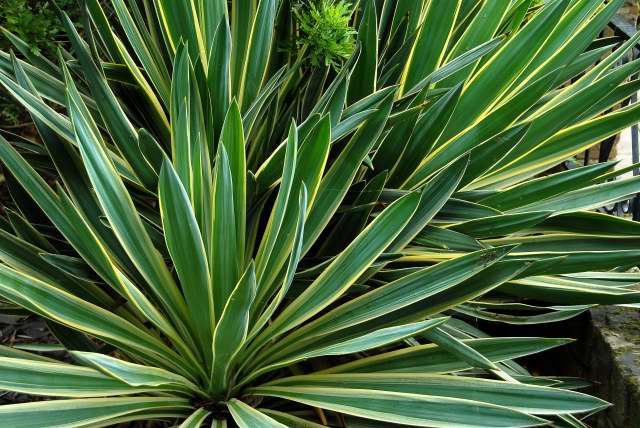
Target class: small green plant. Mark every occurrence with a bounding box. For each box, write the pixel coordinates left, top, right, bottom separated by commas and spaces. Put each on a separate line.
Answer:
1, 0, 62, 55
0, 94, 21, 126
293, 0, 356, 68
0, 0, 81, 126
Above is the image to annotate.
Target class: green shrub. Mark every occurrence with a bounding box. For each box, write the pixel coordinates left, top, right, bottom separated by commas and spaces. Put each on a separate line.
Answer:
0, 0, 81, 126
0, 0, 78, 55
0, 0, 639, 426
293, 0, 356, 68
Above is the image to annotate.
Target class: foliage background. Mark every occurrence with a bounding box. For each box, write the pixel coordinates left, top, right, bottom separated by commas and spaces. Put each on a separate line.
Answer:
0, 0, 81, 127
1, 0, 640, 426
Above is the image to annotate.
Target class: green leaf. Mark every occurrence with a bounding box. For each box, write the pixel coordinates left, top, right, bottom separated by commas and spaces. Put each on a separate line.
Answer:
303, 94, 394, 253
512, 176, 640, 214
66, 65, 194, 348
536, 211, 640, 236
156, 0, 207, 62
211, 419, 228, 428
502, 276, 640, 304
71, 352, 201, 395
342, 86, 396, 120
228, 399, 286, 428
208, 19, 232, 138
0, 397, 191, 428
391, 156, 468, 249
459, 125, 530, 188
179, 408, 212, 428
277, 246, 513, 353
405, 38, 504, 98
210, 144, 240, 318
415, 226, 484, 252
210, 263, 256, 395
0, 264, 190, 379
259, 409, 326, 428
245, 319, 449, 385
199, 0, 226, 53
370, 259, 527, 331
477, 102, 640, 188
348, 0, 378, 104
110, 0, 171, 105
60, 11, 156, 187
261, 191, 420, 341
318, 171, 387, 255
447, 0, 571, 139
264, 373, 609, 415
0, 137, 126, 301
523, 0, 627, 100
455, 303, 590, 325
159, 160, 213, 361
521, 0, 609, 78
0, 49, 68, 106
436, 2, 510, 88
400, 0, 461, 95
436, 198, 502, 223
323, 337, 572, 374
487, 233, 640, 253
405, 69, 559, 189
254, 116, 330, 307
478, 162, 615, 210
249, 385, 548, 428
254, 122, 298, 309
0, 70, 75, 143
112, 36, 170, 139
0, 29, 60, 77
248, 186, 308, 344
0, 356, 156, 397
449, 211, 551, 239
10, 55, 140, 286
219, 101, 247, 266
238, 0, 276, 110
390, 84, 462, 187
0, 345, 57, 363
422, 327, 497, 370
493, 55, 640, 171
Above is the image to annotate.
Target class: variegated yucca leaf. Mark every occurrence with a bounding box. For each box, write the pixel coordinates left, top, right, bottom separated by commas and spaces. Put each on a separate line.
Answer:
0, 0, 636, 426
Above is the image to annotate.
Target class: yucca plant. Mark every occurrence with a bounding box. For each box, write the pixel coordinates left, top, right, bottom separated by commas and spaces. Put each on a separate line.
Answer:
1, 0, 640, 426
